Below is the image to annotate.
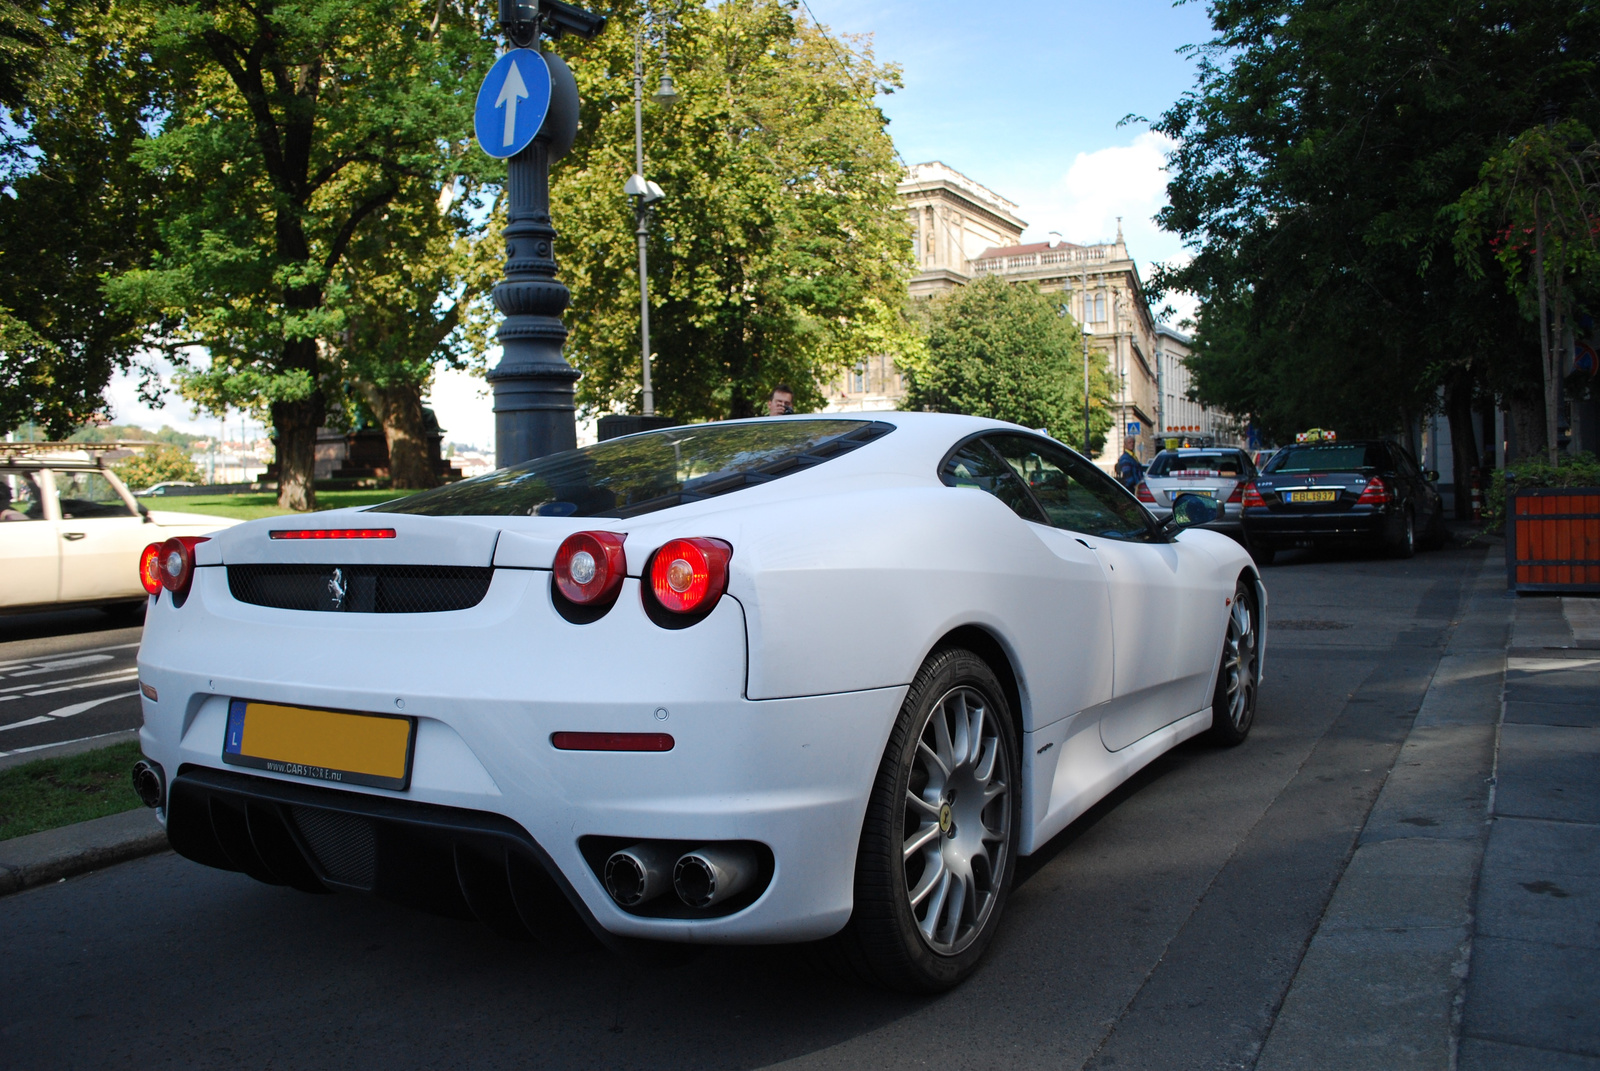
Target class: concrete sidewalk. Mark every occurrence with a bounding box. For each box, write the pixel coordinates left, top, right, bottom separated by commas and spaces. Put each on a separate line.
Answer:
1458, 597, 1600, 1069
1258, 554, 1599, 1070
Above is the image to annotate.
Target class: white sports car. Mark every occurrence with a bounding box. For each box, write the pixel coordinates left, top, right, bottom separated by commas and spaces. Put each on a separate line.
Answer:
133, 413, 1265, 991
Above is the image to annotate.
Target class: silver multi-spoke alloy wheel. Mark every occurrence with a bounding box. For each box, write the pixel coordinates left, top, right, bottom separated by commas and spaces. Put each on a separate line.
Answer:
902, 685, 1012, 956
1209, 581, 1260, 745
1220, 596, 1257, 733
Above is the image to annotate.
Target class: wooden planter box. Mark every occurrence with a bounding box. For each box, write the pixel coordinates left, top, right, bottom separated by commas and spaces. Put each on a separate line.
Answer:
1506, 487, 1600, 594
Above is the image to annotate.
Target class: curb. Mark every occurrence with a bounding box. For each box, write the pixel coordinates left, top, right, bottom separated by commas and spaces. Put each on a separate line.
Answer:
0, 807, 169, 897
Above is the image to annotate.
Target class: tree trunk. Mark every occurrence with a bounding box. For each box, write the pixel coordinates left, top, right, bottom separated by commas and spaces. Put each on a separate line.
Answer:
273, 395, 320, 511
1445, 373, 1480, 521
361, 380, 438, 490
1534, 198, 1559, 465
1507, 394, 1546, 465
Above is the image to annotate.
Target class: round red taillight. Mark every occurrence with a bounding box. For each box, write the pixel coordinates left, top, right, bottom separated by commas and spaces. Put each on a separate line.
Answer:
649, 537, 732, 615
157, 536, 208, 597
553, 531, 627, 606
139, 542, 164, 596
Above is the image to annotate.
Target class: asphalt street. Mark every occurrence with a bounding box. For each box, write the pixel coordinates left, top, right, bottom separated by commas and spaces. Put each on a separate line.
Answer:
0, 606, 144, 759
0, 542, 1488, 1071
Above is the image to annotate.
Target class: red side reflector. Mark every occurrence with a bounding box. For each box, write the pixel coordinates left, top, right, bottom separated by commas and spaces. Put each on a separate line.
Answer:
550, 732, 675, 752
269, 529, 397, 540
140, 681, 158, 702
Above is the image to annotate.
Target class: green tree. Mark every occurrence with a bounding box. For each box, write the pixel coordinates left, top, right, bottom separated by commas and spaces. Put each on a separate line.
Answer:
106, 1, 494, 510
549, 0, 917, 420
1453, 121, 1600, 464
114, 443, 203, 489
331, 165, 501, 488
0, 0, 170, 438
1151, 0, 1599, 480
902, 276, 1117, 450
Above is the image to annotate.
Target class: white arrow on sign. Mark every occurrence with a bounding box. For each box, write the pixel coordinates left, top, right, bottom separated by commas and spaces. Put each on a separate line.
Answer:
496, 59, 530, 149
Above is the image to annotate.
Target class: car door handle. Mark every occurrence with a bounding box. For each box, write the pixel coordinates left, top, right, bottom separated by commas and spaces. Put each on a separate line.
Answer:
62, 531, 86, 541
1075, 537, 1096, 550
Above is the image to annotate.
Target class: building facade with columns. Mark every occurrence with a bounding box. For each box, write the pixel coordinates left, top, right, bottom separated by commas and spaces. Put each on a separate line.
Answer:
822, 161, 1228, 464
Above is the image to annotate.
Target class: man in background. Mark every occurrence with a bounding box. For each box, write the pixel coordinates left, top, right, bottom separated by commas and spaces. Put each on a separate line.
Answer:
767, 384, 795, 416
1115, 435, 1145, 491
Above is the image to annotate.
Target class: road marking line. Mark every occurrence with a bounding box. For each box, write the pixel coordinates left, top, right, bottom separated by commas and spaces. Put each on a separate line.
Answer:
0, 716, 54, 734
24, 673, 140, 698
4, 654, 115, 677
1, 667, 140, 694
45, 691, 140, 719
0, 641, 141, 673
0, 728, 141, 758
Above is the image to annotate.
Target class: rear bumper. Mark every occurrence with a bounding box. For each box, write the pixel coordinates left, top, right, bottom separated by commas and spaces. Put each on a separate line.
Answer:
1241, 507, 1396, 547
137, 565, 905, 943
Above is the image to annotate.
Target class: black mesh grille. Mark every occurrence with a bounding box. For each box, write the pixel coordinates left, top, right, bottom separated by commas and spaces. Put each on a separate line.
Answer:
228, 564, 492, 613
291, 806, 377, 887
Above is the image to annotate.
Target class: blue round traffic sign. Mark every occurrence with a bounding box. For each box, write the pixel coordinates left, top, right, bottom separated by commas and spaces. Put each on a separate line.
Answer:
474, 50, 552, 159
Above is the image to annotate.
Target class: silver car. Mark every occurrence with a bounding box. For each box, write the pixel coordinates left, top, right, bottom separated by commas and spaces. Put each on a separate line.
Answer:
1136, 447, 1258, 536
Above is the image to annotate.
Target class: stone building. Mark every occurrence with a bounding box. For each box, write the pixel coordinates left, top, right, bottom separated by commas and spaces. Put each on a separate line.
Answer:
822, 161, 1230, 464
1155, 324, 1237, 447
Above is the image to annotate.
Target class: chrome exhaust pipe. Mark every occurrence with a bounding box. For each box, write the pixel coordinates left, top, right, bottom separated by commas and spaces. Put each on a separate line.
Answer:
673, 845, 756, 908
604, 843, 676, 907
131, 760, 164, 809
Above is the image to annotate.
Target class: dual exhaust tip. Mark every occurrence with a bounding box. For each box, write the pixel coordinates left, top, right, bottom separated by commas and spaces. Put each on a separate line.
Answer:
604, 843, 755, 910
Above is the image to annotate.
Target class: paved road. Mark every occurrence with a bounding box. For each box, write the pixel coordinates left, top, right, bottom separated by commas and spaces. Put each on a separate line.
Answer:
0, 606, 144, 758
0, 543, 1487, 1070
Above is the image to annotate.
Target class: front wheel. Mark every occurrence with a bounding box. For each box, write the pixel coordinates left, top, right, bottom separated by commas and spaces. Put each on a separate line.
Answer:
1208, 581, 1260, 746
829, 648, 1019, 992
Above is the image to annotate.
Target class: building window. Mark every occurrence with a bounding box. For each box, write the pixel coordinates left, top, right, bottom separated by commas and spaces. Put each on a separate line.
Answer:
1095, 294, 1106, 322
853, 367, 866, 393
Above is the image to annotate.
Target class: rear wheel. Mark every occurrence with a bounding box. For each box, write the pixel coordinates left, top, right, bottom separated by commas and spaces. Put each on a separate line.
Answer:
829, 648, 1019, 992
1387, 509, 1416, 559
1208, 581, 1260, 746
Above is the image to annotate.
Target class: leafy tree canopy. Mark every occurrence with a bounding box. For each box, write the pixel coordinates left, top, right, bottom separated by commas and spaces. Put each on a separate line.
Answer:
114, 442, 203, 489
902, 276, 1118, 451
104, 0, 496, 509
0, 0, 170, 438
551, 0, 918, 420
1151, 0, 1600, 446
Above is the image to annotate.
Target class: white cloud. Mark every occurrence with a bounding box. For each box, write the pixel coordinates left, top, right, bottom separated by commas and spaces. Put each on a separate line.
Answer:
1007, 130, 1198, 326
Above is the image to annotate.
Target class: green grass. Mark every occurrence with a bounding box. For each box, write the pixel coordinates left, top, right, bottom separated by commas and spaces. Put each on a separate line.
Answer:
0, 741, 146, 841
154, 488, 418, 520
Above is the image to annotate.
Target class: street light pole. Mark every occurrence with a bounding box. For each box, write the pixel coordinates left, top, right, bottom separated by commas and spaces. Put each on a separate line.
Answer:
628, 29, 676, 418
1082, 255, 1091, 456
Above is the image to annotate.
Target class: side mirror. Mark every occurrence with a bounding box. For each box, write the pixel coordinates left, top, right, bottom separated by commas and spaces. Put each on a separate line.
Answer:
1424, 469, 1440, 483
1166, 492, 1221, 535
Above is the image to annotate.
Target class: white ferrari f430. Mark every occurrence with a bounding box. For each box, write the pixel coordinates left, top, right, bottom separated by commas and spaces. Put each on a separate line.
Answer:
133, 413, 1265, 991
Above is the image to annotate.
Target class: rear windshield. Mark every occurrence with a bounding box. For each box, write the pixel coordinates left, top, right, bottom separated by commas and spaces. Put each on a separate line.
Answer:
1265, 444, 1385, 474
1146, 452, 1244, 478
371, 419, 893, 519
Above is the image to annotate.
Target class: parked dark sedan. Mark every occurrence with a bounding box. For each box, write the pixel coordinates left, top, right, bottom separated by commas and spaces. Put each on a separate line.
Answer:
1239, 440, 1447, 563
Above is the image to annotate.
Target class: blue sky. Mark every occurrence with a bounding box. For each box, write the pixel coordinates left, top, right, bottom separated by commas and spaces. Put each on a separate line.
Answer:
107, 0, 1218, 447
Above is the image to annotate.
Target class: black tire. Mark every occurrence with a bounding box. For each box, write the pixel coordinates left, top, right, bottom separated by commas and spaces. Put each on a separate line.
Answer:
827, 647, 1020, 992
1387, 509, 1416, 559
1208, 580, 1260, 746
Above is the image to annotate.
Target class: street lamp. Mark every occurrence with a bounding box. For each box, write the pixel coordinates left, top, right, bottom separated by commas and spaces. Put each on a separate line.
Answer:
626, 29, 677, 417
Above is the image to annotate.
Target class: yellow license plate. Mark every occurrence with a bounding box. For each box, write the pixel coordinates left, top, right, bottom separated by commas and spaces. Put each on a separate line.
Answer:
1289, 489, 1338, 503
223, 700, 415, 790
1178, 487, 1215, 498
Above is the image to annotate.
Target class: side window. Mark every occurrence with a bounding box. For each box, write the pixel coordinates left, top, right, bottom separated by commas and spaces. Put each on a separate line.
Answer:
940, 441, 1047, 524
0, 472, 47, 521
1392, 446, 1420, 478
52, 470, 136, 520
986, 433, 1156, 542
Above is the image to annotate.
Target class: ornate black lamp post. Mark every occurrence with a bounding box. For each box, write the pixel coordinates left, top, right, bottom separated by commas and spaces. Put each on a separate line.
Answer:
488, 1, 606, 467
